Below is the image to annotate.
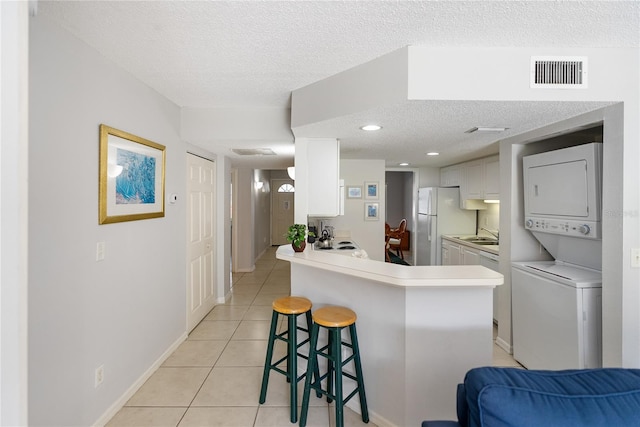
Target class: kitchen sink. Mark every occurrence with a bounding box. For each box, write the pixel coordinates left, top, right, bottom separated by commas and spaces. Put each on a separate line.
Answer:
455, 236, 496, 242
453, 236, 498, 245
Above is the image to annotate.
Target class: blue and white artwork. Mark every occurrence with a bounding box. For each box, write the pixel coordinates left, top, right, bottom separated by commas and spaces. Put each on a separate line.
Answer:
115, 148, 156, 204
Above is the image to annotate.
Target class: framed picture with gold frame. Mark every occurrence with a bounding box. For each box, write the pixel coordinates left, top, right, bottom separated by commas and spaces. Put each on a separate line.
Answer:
99, 124, 166, 224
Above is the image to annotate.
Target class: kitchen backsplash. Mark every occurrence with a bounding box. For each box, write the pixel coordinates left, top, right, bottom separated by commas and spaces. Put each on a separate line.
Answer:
478, 202, 500, 235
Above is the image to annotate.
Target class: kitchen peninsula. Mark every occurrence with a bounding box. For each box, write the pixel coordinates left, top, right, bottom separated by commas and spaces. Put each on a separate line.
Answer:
276, 245, 503, 427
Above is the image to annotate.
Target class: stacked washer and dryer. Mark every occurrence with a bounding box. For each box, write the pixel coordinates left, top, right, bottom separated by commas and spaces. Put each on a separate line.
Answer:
513, 143, 603, 370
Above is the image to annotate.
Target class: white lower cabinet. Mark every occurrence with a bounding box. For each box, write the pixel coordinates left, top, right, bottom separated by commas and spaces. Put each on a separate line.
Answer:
441, 240, 461, 265
462, 247, 480, 265
442, 237, 500, 322
442, 239, 481, 266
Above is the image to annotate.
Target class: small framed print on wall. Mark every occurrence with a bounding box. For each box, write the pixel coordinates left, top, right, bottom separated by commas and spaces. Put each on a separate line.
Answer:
364, 202, 379, 221
365, 181, 378, 199
347, 186, 362, 198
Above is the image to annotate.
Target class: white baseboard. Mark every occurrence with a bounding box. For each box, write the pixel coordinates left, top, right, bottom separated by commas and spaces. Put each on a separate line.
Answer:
92, 332, 188, 427
344, 401, 397, 427
216, 288, 233, 304
495, 336, 512, 354
234, 266, 255, 273
256, 246, 268, 260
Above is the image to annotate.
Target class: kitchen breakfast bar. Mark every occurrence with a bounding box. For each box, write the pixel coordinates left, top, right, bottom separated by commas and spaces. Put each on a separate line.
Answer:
276, 245, 503, 427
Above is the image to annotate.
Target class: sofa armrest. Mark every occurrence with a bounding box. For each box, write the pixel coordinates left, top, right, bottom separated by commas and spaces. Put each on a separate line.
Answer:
464, 367, 640, 427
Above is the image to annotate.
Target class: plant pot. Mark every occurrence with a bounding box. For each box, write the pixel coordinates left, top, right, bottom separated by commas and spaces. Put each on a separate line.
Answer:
292, 241, 306, 252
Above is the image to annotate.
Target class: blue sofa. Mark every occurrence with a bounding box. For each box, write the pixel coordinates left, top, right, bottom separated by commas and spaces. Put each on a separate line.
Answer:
422, 367, 640, 427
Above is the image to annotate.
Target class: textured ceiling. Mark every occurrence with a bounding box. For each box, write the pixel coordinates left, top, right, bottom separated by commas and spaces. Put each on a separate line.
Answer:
37, 1, 640, 168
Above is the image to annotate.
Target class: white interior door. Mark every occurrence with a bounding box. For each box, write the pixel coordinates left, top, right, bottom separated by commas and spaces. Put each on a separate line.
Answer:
187, 154, 216, 332
271, 179, 295, 246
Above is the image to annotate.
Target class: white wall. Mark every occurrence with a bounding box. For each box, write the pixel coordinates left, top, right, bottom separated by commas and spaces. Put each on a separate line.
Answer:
1, 2, 30, 424
233, 168, 255, 272
291, 47, 408, 128
477, 203, 499, 237
315, 159, 386, 261
29, 16, 187, 426
216, 155, 232, 302
253, 169, 271, 257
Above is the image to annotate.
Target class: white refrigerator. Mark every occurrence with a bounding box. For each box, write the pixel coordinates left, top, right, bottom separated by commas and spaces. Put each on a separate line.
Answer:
416, 187, 476, 266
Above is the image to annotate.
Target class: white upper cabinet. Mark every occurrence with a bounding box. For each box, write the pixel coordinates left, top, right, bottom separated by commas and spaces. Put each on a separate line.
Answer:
483, 156, 500, 200
440, 164, 463, 187
307, 139, 341, 217
461, 160, 484, 200
441, 155, 500, 205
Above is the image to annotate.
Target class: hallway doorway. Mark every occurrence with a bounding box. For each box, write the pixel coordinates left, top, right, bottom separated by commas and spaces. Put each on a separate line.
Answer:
271, 179, 294, 246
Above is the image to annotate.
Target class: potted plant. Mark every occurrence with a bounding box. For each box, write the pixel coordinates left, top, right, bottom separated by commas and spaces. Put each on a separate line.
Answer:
286, 224, 314, 252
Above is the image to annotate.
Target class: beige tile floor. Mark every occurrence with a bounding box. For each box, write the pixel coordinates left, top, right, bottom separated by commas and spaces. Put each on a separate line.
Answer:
106, 246, 520, 427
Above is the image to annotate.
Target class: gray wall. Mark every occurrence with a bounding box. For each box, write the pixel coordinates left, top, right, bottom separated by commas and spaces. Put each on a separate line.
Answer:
232, 168, 275, 272
29, 16, 187, 425
385, 171, 413, 231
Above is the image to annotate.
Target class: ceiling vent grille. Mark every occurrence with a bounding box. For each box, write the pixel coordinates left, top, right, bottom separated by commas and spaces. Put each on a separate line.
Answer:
531, 56, 588, 89
231, 148, 276, 156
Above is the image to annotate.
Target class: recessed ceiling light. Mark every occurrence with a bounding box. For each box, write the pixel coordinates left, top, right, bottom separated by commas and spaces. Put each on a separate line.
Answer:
426, 152, 439, 156
465, 127, 508, 133
399, 162, 410, 166
360, 124, 382, 131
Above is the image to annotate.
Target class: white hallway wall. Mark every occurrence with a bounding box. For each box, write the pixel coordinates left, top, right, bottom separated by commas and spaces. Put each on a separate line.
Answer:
1, 2, 30, 425
233, 168, 256, 272
29, 16, 188, 426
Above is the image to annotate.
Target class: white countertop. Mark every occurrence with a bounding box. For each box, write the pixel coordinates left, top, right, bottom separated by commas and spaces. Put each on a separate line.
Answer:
442, 234, 500, 255
277, 244, 503, 288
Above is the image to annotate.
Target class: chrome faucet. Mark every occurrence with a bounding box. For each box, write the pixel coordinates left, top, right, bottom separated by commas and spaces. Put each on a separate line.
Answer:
480, 227, 499, 241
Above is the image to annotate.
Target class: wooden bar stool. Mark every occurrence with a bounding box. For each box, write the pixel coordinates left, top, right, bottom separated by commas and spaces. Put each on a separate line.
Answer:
259, 296, 318, 423
300, 306, 369, 427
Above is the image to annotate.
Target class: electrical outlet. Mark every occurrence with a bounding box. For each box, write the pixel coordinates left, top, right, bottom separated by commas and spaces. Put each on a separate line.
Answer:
95, 365, 104, 388
632, 248, 640, 268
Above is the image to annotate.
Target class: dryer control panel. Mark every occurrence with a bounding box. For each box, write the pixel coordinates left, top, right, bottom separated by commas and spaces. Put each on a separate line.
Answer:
524, 217, 601, 239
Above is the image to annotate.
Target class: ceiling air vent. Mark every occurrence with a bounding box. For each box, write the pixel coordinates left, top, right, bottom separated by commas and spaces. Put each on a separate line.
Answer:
531, 56, 587, 89
231, 148, 276, 156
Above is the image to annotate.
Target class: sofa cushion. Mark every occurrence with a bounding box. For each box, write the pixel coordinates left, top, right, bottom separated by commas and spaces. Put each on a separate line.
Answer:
463, 367, 640, 427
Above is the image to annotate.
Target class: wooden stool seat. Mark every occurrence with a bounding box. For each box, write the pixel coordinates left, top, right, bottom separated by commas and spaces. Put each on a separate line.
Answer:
272, 296, 312, 315
312, 306, 357, 328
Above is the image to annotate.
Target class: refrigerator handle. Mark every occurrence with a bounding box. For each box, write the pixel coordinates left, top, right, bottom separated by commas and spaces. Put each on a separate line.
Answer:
427, 217, 432, 241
